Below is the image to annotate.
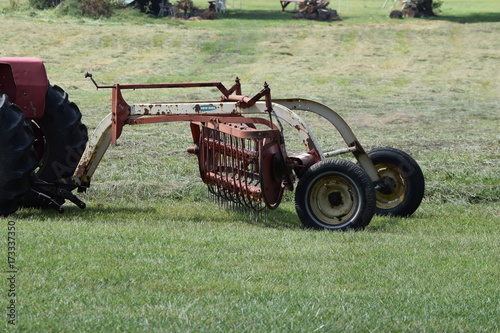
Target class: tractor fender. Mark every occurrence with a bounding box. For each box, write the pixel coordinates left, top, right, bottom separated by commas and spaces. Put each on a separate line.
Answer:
0, 57, 48, 119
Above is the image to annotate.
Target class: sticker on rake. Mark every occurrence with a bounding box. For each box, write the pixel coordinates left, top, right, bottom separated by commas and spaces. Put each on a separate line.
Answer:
194, 104, 218, 112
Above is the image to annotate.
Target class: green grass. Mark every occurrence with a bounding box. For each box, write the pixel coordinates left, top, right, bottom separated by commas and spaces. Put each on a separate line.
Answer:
1, 0, 500, 331
11, 202, 500, 331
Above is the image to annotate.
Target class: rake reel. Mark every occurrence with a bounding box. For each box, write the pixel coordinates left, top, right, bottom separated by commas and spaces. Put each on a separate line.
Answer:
189, 118, 292, 211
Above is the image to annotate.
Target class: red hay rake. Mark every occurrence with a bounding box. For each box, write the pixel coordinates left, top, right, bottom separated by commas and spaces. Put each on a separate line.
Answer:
70, 74, 424, 230
0, 57, 425, 230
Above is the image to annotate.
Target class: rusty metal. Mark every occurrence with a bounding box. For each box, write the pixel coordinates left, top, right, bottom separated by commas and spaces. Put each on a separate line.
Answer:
85, 73, 275, 146
289, 151, 320, 178
72, 77, 369, 194
190, 120, 287, 210
73, 113, 113, 188
323, 146, 358, 158
221, 82, 273, 111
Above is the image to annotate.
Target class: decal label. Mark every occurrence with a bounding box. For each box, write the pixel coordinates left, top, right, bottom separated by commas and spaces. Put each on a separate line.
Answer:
195, 104, 218, 112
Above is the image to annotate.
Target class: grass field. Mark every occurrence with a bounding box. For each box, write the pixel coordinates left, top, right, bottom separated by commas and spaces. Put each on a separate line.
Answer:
1, 0, 499, 331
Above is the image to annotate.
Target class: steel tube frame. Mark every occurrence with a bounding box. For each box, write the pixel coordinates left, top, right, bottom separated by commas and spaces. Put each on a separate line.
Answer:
73, 82, 381, 190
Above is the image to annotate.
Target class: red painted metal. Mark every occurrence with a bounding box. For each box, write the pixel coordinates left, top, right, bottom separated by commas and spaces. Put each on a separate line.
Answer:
127, 115, 279, 129
111, 85, 130, 144
190, 120, 289, 210
0, 57, 48, 119
103, 77, 274, 145
289, 151, 321, 177
221, 82, 273, 111
86, 71, 241, 97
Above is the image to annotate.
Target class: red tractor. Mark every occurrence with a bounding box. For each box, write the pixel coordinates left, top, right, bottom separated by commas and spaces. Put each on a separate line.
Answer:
0, 58, 88, 215
0, 57, 425, 230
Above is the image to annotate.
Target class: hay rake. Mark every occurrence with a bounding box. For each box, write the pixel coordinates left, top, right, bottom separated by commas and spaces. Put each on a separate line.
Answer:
0, 57, 424, 229
70, 74, 424, 230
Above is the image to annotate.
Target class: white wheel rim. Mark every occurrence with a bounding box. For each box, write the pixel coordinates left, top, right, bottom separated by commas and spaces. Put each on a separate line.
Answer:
309, 174, 359, 226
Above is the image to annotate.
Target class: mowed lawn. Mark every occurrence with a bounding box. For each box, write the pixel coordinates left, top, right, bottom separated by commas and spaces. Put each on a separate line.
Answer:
1, 0, 499, 331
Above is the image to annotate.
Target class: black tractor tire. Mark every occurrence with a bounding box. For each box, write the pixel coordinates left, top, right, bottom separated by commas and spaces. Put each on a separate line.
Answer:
0, 93, 37, 216
21, 85, 88, 208
31, 84, 88, 187
295, 159, 376, 230
367, 147, 425, 217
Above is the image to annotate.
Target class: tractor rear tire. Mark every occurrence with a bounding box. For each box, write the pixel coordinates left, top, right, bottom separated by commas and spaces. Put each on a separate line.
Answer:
367, 147, 425, 217
0, 93, 37, 216
21, 85, 88, 208
32, 84, 88, 186
295, 159, 376, 230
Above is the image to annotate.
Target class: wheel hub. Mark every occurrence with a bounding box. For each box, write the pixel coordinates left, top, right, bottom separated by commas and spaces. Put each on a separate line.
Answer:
310, 177, 357, 224
374, 163, 407, 209
378, 176, 397, 195
328, 191, 343, 207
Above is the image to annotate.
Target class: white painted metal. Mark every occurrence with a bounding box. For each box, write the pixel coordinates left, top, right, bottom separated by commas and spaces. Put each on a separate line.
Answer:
132, 100, 325, 157
274, 99, 380, 182
73, 98, 380, 188
73, 113, 113, 186
130, 102, 242, 116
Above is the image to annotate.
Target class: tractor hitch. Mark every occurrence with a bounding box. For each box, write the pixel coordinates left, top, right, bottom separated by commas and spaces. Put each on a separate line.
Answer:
27, 177, 86, 213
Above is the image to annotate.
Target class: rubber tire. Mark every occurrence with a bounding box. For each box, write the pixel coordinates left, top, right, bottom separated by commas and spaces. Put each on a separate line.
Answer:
21, 85, 88, 208
31, 84, 88, 188
295, 159, 376, 230
0, 93, 37, 216
367, 147, 425, 217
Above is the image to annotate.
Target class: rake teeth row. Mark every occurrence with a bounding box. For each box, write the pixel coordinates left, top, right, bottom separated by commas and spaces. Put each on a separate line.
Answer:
192, 121, 286, 211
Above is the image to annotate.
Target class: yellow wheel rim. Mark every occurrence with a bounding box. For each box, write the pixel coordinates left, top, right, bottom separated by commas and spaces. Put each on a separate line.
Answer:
374, 163, 407, 210
309, 175, 358, 226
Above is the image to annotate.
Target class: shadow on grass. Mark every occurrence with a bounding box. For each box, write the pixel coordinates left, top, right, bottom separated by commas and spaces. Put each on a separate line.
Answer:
12, 200, 305, 230
219, 10, 299, 21
247, 207, 304, 230
430, 12, 500, 23
365, 215, 407, 233
173, 205, 305, 230
219, 9, 500, 23
13, 205, 157, 222
13, 199, 424, 233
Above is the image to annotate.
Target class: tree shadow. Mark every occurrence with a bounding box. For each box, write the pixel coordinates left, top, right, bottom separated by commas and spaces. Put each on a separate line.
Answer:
221, 10, 301, 21
429, 12, 500, 23
219, 8, 500, 23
